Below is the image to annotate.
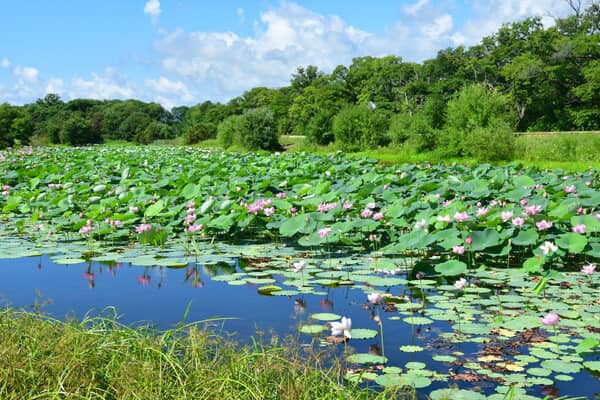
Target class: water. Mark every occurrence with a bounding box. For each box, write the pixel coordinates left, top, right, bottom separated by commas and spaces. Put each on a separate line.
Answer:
1, 254, 598, 399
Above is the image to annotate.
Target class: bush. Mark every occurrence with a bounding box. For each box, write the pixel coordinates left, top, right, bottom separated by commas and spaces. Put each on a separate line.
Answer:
183, 122, 212, 145
388, 112, 436, 151
237, 107, 281, 151
305, 112, 334, 145
466, 120, 515, 161
333, 105, 390, 151
59, 115, 102, 145
438, 84, 516, 158
217, 115, 242, 149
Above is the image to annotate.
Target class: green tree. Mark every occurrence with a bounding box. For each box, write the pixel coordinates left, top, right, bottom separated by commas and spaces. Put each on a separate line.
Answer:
237, 108, 281, 151
332, 105, 390, 151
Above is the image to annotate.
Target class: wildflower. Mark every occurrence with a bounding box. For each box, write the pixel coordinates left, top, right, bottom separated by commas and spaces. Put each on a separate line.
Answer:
330, 317, 352, 339
187, 224, 203, 233
318, 227, 332, 238
582, 264, 596, 275
453, 245, 465, 255
512, 217, 525, 227
540, 312, 560, 326
360, 209, 373, 218
414, 219, 428, 230
572, 224, 586, 234
293, 261, 306, 273
539, 241, 558, 255
367, 293, 383, 304
454, 211, 469, 222
536, 220, 553, 231
454, 277, 468, 290
373, 212, 384, 221
136, 223, 151, 233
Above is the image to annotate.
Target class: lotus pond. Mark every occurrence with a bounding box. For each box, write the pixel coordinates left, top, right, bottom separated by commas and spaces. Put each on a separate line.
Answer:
0, 146, 599, 399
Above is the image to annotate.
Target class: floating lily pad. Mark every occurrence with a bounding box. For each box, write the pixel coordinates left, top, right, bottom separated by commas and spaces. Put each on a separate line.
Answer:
346, 353, 387, 365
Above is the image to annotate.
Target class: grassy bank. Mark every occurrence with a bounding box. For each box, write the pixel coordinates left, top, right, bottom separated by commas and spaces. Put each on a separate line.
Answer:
279, 133, 600, 171
0, 308, 402, 400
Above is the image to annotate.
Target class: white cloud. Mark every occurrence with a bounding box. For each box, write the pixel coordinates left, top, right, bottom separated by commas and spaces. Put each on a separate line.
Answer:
144, 76, 194, 108
402, 0, 430, 16
144, 0, 161, 19
68, 68, 134, 99
45, 77, 65, 94
1, 57, 10, 69
422, 14, 453, 39
13, 66, 39, 82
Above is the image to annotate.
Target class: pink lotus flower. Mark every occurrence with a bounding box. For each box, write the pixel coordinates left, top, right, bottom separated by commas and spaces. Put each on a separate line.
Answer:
263, 207, 275, 217
185, 213, 197, 224
318, 227, 332, 238
136, 223, 151, 233
465, 236, 473, 246
129, 206, 139, 213
564, 185, 576, 193
276, 192, 286, 199
290, 207, 298, 214
452, 245, 465, 255
79, 225, 94, 234
476, 207, 489, 217
596, 214, 600, 221
343, 202, 353, 210
185, 201, 196, 208
512, 217, 525, 227
520, 199, 528, 206
366, 202, 376, 209
137, 275, 151, 286
572, 224, 586, 234
540, 312, 560, 326
187, 224, 203, 233
373, 212, 384, 221
454, 211, 469, 223
524, 205, 543, 215
360, 209, 373, 218
454, 277, 467, 290
293, 261, 306, 273
582, 263, 596, 275
367, 292, 383, 304
536, 220, 553, 231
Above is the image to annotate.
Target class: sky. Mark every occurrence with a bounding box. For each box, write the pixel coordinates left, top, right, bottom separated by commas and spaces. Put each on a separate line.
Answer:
0, 0, 589, 109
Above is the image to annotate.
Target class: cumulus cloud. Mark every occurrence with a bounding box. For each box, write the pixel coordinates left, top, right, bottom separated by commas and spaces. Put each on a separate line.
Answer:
144, 76, 195, 108
144, 0, 161, 17
13, 66, 39, 82
1, 57, 10, 69
402, 0, 430, 16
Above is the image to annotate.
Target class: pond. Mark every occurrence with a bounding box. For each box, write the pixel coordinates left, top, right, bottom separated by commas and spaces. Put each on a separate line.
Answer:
1, 239, 598, 400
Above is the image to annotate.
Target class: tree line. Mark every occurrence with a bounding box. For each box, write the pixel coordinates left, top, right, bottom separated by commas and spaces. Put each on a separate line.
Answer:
0, 5, 598, 159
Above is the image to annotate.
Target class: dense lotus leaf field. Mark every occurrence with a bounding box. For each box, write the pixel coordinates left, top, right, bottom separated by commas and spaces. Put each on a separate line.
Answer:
0, 145, 599, 398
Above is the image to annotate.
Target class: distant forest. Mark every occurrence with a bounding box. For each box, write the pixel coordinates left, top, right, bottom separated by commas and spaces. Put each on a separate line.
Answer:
0, 5, 598, 151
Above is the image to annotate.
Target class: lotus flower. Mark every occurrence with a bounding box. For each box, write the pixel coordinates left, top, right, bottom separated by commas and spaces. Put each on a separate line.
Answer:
318, 227, 331, 238
572, 224, 586, 234
536, 220, 553, 231
539, 241, 558, 255
582, 263, 596, 275
454, 277, 467, 290
367, 292, 383, 304
330, 317, 352, 339
540, 312, 560, 326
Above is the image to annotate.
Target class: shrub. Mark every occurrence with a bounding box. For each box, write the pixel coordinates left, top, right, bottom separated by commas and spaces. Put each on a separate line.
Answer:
305, 112, 334, 145
237, 107, 281, 151
217, 115, 242, 149
388, 112, 436, 151
438, 84, 516, 158
466, 120, 515, 161
333, 105, 390, 151
59, 115, 102, 145
183, 122, 212, 145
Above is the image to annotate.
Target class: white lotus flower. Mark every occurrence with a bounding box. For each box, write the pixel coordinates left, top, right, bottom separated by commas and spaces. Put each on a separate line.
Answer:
540, 241, 558, 255
330, 317, 352, 339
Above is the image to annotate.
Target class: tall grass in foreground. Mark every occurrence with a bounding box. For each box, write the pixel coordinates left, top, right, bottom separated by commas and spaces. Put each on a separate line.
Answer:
0, 308, 404, 400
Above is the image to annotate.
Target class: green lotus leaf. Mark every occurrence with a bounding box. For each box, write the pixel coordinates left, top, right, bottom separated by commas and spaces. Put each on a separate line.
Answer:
346, 353, 387, 365
309, 313, 341, 321
434, 260, 467, 276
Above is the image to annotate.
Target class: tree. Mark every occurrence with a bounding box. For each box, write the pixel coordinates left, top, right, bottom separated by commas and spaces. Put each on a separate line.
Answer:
237, 108, 281, 151
332, 105, 390, 151
59, 114, 101, 145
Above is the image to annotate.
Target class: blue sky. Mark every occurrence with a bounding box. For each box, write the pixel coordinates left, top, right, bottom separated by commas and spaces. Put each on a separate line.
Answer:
0, 0, 584, 108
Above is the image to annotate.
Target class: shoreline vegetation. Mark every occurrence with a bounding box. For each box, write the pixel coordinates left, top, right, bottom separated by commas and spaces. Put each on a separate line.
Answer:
0, 307, 403, 400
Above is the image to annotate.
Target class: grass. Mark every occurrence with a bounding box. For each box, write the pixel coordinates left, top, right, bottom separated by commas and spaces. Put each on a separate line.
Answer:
0, 308, 405, 400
